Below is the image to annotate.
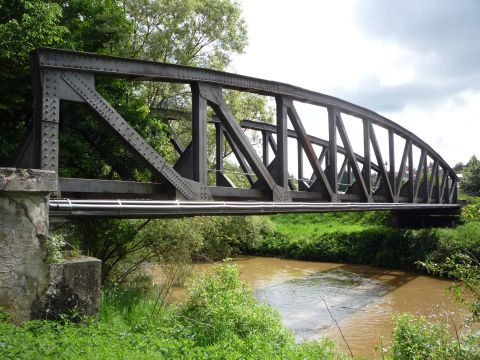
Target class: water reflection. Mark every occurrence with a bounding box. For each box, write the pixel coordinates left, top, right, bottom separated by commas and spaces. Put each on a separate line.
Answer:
256, 269, 391, 340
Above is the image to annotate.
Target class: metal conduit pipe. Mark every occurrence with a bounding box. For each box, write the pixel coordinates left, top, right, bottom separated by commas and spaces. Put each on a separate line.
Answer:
49, 199, 460, 218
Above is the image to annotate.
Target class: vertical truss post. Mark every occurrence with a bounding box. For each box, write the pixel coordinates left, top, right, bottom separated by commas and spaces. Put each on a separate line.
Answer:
362, 118, 371, 197
445, 174, 451, 204
451, 177, 458, 203
275, 97, 288, 189
215, 123, 224, 185
408, 143, 414, 202
191, 83, 208, 184
435, 162, 441, 203
328, 107, 338, 196
297, 141, 304, 190
389, 130, 396, 198
414, 150, 426, 201
39, 70, 61, 172
422, 154, 428, 203
396, 139, 411, 197
428, 160, 438, 203
262, 131, 269, 166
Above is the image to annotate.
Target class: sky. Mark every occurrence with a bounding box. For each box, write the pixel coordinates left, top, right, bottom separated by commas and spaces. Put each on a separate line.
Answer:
232, 0, 480, 168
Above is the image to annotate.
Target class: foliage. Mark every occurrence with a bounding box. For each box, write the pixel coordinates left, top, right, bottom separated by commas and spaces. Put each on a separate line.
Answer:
0, 0, 67, 164
386, 314, 480, 359
461, 155, 480, 197
421, 254, 480, 324
122, 0, 247, 68
461, 198, 480, 224
45, 233, 66, 264
191, 216, 277, 261
0, 264, 345, 359
65, 215, 276, 283
59, 0, 132, 54
181, 264, 291, 347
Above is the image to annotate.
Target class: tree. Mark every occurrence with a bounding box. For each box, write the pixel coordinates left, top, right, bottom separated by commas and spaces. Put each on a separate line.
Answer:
454, 162, 464, 172
461, 155, 480, 196
0, 0, 132, 166
0, 0, 67, 165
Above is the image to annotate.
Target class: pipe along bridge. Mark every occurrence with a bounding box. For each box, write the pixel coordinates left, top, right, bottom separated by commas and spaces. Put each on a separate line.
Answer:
14, 48, 459, 219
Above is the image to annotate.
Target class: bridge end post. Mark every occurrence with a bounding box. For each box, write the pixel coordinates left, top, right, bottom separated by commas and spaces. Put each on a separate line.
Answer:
0, 168, 100, 324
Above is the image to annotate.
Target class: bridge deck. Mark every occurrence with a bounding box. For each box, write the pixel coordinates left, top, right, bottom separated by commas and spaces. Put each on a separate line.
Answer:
49, 199, 460, 218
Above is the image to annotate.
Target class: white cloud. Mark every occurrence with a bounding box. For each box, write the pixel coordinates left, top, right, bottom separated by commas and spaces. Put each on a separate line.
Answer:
232, 0, 480, 166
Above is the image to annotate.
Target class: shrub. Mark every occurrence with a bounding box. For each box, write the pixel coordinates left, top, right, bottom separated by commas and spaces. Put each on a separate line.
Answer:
45, 233, 66, 264
386, 315, 480, 359
180, 263, 292, 346
461, 199, 480, 224
421, 254, 480, 324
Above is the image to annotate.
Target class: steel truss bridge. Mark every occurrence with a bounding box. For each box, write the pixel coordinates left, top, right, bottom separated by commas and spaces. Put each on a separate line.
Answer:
13, 48, 459, 218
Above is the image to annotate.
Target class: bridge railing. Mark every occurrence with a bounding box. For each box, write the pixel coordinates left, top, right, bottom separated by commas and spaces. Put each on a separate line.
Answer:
14, 48, 458, 204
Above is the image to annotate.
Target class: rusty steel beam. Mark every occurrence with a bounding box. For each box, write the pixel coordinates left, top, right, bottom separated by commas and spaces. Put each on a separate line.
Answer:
12, 48, 458, 208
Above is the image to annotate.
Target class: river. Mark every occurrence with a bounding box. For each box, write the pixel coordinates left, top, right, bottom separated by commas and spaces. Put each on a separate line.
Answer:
151, 256, 464, 359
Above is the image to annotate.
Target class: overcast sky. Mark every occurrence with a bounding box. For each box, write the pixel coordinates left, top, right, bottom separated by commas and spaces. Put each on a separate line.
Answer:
232, 0, 480, 166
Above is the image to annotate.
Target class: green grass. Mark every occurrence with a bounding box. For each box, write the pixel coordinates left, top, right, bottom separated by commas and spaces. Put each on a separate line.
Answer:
269, 211, 389, 239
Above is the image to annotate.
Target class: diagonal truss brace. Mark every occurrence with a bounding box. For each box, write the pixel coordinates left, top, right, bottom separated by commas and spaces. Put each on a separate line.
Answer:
284, 99, 337, 201
369, 123, 395, 202
197, 83, 291, 202
62, 71, 210, 200
336, 113, 372, 202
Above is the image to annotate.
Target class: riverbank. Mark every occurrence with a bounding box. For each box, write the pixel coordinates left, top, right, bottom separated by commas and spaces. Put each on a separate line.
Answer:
0, 264, 346, 359
151, 256, 466, 358
247, 209, 480, 273
2, 261, 478, 359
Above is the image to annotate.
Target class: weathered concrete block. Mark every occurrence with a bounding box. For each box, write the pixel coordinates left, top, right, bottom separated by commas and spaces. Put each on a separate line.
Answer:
0, 168, 57, 324
34, 257, 102, 320
0, 168, 58, 193
1, 168, 102, 323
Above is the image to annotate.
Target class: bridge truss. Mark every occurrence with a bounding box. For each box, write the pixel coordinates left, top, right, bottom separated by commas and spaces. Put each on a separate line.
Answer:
14, 48, 459, 217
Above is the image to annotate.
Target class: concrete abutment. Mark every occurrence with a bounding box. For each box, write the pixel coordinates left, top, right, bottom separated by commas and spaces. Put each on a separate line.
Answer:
0, 168, 100, 324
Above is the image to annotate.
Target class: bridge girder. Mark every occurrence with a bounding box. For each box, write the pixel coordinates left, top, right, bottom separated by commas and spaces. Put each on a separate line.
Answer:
13, 48, 458, 208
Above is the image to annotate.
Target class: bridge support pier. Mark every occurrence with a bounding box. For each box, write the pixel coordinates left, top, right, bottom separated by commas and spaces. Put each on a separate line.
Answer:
390, 208, 460, 229
0, 168, 100, 324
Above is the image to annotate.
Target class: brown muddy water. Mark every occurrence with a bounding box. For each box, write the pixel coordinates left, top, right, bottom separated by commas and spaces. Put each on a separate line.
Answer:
150, 256, 465, 359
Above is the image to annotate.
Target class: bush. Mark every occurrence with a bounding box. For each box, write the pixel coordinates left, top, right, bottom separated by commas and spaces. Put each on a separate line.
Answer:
461, 199, 480, 224
192, 216, 276, 261
180, 264, 291, 347
421, 254, 480, 324
387, 314, 480, 359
